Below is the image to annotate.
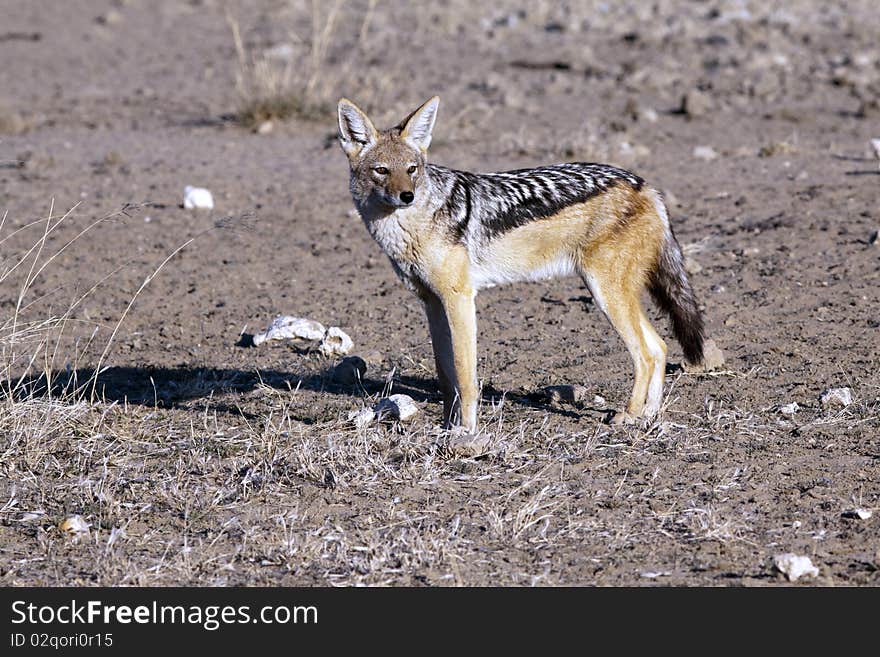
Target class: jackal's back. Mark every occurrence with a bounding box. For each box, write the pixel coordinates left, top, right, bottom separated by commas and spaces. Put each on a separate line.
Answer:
428, 162, 644, 243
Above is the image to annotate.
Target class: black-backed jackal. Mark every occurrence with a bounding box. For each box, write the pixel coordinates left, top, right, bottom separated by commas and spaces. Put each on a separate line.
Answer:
338, 96, 705, 432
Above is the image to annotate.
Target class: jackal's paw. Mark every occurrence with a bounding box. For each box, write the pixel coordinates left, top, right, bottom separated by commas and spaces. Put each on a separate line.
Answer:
607, 410, 638, 426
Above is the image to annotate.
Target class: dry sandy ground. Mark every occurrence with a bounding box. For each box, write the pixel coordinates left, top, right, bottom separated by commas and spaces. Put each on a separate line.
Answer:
0, 0, 878, 586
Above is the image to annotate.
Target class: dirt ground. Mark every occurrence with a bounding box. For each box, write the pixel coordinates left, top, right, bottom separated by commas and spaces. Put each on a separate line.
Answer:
1, 0, 878, 586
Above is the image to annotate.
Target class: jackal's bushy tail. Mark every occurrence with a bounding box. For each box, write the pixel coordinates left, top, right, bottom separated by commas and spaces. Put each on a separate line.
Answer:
648, 233, 705, 365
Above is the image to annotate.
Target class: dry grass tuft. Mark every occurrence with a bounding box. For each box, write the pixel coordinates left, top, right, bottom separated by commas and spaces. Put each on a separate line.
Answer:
228, 0, 379, 128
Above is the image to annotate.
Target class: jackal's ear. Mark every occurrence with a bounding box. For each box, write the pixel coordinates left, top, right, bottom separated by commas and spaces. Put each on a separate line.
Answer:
338, 98, 378, 158
398, 96, 439, 152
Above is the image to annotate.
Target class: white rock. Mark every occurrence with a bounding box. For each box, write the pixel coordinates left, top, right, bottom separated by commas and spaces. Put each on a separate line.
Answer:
183, 185, 214, 210
773, 553, 819, 581
374, 394, 420, 422
18, 510, 47, 522
319, 327, 354, 357
264, 43, 295, 61
347, 407, 376, 429
693, 145, 718, 161
871, 138, 880, 160
842, 508, 872, 520
778, 402, 800, 416
640, 107, 659, 123
252, 315, 326, 346
59, 515, 90, 536
820, 387, 852, 409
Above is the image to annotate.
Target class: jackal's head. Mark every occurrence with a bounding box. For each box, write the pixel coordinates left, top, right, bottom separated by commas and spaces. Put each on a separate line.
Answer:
337, 96, 439, 209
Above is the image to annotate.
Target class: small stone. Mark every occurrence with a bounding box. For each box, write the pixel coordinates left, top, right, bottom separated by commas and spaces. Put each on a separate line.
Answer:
773, 553, 819, 582
447, 432, 492, 457
639, 107, 659, 123
252, 315, 325, 346
264, 43, 295, 61
871, 138, 880, 160
685, 257, 703, 275
869, 229, 879, 246
96, 9, 123, 25
820, 387, 852, 409
778, 402, 800, 416
332, 356, 366, 385
347, 407, 375, 429
681, 89, 713, 118
183, 186, 214, 210
319, 327, 354, 357
593, 394, 607, 406
17, 510, 47, 522
256, 120, 273, 135
373, 394, 420, 422
361, 349, 385, 365
544, 384, 589, 405
693, 145, 718, 161
0, 106, 27, 135
842, 508, 872, 520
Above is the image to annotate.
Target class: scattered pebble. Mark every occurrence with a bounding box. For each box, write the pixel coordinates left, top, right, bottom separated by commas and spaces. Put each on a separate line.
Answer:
252, 315, 325, 346
693, 145, 719, 161
256, 120, 273, 135
347, 406, 376, 429
373, 394, 420, 422
871, 138, 880, 161
183, 185, 214, 210
96, 9, 123, 25
319, 326, 354, 357
264, 43, 295, 61
842, 508, 872, 520
682, 89, 713, 118
773, 553, 819, 582
639, 107, 659, 123
59, 515, 90, 537
778, 402, 800, 416
869, 229, 879, 246
619, 141, 651, 158
332, 356, 366, 385
684, 257, 703, 275
593, 394, 607, 406
447, 432, 492, 457
639, 570, 671, 579
17, 510, 47, 523
820, 387, 852, 409
0, 106, 27, 135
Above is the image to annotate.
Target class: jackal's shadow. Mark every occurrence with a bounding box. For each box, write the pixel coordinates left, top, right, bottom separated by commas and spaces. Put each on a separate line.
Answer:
6, 364, 593, 420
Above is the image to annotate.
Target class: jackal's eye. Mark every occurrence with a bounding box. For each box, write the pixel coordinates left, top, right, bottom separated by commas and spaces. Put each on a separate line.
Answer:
407, 165, 417, 174
373, 166, 389, 175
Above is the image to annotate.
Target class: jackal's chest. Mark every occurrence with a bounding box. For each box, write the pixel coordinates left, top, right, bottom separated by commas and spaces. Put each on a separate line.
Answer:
363, 214, 425, 282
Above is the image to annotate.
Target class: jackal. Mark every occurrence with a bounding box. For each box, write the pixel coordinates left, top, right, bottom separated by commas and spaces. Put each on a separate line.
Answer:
338, 96, 704, 431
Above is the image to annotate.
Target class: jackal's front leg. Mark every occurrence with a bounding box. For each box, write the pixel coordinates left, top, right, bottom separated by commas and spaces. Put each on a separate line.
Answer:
422, 292, 456, 427
439, 290, 478, 432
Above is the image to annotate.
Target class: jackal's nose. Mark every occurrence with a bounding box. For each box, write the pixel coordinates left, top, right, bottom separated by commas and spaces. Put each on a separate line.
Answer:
400, 191, 414, 204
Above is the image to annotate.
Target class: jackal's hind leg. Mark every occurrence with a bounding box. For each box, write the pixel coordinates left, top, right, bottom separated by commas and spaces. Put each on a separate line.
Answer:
581, 269, 666, 425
